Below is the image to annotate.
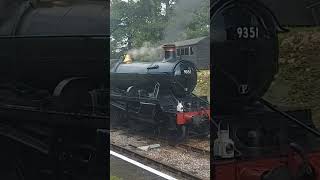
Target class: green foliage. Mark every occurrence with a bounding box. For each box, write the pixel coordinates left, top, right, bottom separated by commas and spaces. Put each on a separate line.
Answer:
110, 176, 123, 180
111, 0, 168, 57
184, 0, 210, 39
193, 70, 210, 101
264, 27, 320, 125
111, 0, 209, 58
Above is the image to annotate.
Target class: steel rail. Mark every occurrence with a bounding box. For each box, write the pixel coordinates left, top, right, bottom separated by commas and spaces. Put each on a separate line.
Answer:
177, 143, 210, 156
147, 135, 210, 156
111, 128, 210, 156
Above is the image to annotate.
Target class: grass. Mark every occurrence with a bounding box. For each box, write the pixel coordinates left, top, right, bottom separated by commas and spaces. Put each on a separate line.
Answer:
264, 27, 320, 126
278, 27, 320, 45
193, 70, 210, 100
110, 176, 123, 180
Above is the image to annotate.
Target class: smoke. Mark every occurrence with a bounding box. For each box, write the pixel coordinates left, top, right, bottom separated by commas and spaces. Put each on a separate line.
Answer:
123, 0, 208, 61
126, 42, 162, 62
164, 0, 206, 42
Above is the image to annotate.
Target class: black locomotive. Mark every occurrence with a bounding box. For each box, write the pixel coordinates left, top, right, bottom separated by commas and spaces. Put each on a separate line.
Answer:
0, 1, 108, 180
212, 1, 320, 179
111, 51, 197, 98
110, 45, 210, 142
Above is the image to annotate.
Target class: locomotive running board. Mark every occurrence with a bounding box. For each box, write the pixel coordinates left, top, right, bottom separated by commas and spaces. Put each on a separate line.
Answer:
110, 94, 159, 104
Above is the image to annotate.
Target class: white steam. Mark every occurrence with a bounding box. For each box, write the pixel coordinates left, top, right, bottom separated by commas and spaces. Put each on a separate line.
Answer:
126, 42, 162, 62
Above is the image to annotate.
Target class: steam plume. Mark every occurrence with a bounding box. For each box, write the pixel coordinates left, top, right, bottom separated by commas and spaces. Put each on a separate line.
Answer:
127, 42, 162, 62
164, 0, 206, 42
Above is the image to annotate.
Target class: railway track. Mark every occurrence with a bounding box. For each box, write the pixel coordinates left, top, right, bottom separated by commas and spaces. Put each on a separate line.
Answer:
147, 136, 210, 156
177, 143, 210, 156
111, 128, 210, 156
110, 143, 203, 180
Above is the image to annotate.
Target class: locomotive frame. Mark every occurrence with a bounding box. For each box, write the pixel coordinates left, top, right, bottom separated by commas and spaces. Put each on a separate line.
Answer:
110, 78, 210, 143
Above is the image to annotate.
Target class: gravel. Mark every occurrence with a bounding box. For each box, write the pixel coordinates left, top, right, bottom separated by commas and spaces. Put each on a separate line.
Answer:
110, 129, 210, 180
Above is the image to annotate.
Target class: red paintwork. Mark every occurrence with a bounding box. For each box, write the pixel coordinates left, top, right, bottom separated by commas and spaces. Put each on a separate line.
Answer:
215, 151, 320, 180
176, 109, 210, 125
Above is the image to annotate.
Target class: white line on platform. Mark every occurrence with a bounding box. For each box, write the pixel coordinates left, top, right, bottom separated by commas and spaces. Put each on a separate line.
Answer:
110, 150, 178, 180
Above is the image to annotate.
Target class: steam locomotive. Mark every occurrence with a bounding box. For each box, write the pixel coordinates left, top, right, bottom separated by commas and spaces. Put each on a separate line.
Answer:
212, 0, 320, 180
0, 1, 108, 180
110, 45, 210, 142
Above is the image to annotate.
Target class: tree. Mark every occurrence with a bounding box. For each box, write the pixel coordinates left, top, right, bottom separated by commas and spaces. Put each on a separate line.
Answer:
185, 0, 210, 39
110, 0, 209, 58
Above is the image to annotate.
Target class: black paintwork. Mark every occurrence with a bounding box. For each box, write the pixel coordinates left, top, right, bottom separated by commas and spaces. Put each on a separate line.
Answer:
110, 60, 197, 97
0, 0, 109, 93
0, 1, 109, 180
211, 0, 287, 108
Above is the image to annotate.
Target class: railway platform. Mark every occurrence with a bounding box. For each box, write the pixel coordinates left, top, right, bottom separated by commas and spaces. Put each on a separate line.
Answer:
110, 151, 177, 180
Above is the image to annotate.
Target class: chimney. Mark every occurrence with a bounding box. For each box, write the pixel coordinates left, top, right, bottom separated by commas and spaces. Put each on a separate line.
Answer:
162, 44, 177, 62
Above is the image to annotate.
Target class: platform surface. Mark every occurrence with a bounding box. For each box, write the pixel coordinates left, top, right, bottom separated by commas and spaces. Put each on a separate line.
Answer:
110, 151, 175, 180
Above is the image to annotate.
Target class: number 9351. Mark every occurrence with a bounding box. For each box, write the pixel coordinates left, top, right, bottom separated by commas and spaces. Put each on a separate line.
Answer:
237, 27, 259, 39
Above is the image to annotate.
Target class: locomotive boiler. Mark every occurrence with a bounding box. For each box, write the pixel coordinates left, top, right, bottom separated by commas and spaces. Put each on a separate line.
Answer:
212, 1, 320, 180
111, 45, 198, 97
110, 45, 210, 142
0, 1, 109, 180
